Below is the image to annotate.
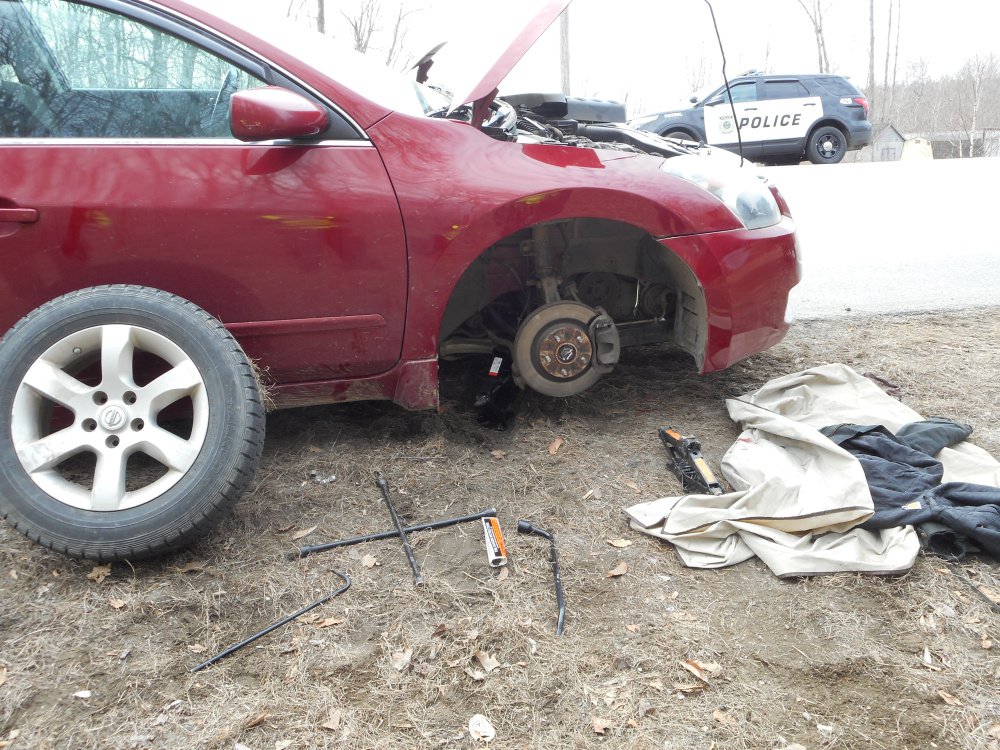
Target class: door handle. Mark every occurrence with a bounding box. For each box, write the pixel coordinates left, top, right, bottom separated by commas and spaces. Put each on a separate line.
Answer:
743, 107, 758, 111
0, 207, 39, 223
804, 103, 817, 107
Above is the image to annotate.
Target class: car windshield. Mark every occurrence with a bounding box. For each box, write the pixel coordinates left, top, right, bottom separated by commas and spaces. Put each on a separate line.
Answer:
197, 0, 449, 117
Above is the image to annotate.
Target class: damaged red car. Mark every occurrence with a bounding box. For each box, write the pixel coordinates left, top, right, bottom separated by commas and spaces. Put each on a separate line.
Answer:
0, 0, 800, 560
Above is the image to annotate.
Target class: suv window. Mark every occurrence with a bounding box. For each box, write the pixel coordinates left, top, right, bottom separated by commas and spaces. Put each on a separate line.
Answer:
814, 76, 861, 97
1, 0, 265, 138
709, 81, 756, 105
762, 80, 809, 99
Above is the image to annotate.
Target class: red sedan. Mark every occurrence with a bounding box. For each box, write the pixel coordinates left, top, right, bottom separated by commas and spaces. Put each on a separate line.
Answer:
0, 0, 799, 560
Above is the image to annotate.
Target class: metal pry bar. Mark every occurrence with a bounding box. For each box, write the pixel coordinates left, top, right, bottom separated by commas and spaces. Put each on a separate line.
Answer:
376, 473, 425, 586
517, 520, 565, 635
191, 571, 351, 672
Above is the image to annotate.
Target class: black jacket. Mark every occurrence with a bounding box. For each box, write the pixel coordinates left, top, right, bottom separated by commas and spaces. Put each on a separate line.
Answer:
821, 418, 1000, 559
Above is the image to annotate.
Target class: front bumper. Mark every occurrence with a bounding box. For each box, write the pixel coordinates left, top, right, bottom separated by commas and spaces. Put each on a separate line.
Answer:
660, 215, 801, 373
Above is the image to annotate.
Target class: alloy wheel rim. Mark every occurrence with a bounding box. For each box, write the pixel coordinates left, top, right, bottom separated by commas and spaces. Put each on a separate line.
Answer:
10, 324, 209, 511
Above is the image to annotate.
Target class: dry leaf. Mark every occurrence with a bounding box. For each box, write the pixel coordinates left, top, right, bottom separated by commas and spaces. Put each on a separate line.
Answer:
606, 561, 628, 578
108, 598, 127, 610
0, 667, 7, 687
187, 644, 206, 654
243, 712, 270, 729
292, 525, 317, 540
713, 708, 738, 727
672, 682, 706, 693
987, 724, 1000, 739
490, 449, 506, 459
497, 567, 510, 582
320, 709, 342, 731
465, 629, 480, 641
468, 714, 495, 742
308, 445, 322, 453
275, 523, 295, 533
275, 741, 292, 750
983, 633, 994, 650
591, 716, 612, 735
73, 690, 92, 699
607, 539, 633, 549
623, 480, 641, 493
475, 651, 501, 673
939, 690, 964, 706
680, 659, 719, 683
431, 623, 448, 638
7, 570, 16, 580
314, 617, 345, 629
86, 564, 111, 583
464, 667, 486, 682
361, 554, 379, 569
548, 437, 564, 455
390, 648, 412, 672
626, 624, 640, 633
670, 611, 698, 623
175, 561, 206, 574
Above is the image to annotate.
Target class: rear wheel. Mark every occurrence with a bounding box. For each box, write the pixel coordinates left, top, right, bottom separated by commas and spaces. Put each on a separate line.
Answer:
807, 126, 847, 164
662, 129, 695, 141
0, 285, 265, 561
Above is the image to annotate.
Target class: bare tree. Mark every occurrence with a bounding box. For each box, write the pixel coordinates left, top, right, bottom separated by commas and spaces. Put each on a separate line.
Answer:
793, 0, 831, 73
342, 0, 381, 54
384, 3, 418, 68
867, 0, 875, 109
956, 54, 999, 157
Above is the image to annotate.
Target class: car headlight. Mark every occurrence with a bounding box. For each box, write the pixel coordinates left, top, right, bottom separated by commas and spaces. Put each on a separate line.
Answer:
659, 154, 780, 230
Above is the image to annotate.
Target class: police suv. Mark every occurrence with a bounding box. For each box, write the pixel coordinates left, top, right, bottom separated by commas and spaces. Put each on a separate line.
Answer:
630, 72, 872, 164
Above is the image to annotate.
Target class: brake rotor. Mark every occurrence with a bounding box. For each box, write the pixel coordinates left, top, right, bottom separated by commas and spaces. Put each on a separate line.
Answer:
513, 301, 604, 398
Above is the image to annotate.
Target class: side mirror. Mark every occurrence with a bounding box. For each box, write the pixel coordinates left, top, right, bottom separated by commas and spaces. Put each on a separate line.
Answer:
230, 86, 328, 141
689, 95, 698, 104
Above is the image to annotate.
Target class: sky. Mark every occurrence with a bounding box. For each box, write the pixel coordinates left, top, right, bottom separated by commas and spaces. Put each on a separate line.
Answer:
328, 0, 1000, 118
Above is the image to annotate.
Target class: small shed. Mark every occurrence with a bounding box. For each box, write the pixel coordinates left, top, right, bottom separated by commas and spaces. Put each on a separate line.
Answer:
856, 125, 908, 162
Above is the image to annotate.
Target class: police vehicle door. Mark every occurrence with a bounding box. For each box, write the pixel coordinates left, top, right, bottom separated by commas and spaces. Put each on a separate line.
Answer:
702, 81, 763, 158
756, 79, 822, 160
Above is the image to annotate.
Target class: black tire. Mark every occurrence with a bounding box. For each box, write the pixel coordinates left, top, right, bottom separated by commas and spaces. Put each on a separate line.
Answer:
806, 126, 847, 164
0, 285, 265, 561
662, 129, 695, 142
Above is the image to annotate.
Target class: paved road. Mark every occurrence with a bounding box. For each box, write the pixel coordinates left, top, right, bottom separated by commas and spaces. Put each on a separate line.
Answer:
760, 158, 1000, 319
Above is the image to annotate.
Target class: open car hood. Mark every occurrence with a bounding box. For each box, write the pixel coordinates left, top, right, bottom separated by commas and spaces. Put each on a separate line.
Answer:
445, 0, 573, 114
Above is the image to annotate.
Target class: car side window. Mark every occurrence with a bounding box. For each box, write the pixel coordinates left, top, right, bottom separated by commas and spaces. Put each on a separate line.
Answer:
762, 80, 809, 100
719, 82, 757, 104
0, 0, 265, 138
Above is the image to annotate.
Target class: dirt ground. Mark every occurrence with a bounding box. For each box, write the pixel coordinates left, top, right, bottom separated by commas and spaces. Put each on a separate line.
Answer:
2, 307, 999, 750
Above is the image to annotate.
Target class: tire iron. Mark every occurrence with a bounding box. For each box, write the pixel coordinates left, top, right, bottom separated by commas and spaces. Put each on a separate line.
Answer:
376, 472, 425, 586
517, 520, 565, 635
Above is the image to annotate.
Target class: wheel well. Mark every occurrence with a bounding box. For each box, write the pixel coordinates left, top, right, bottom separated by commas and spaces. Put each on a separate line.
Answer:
807, 119, 847, 140
660, 126, 699, 141
437, 218, 707, 366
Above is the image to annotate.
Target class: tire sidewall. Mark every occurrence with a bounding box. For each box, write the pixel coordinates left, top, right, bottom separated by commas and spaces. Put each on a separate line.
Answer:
0, 286, 256, 556
808, 126, 846, 164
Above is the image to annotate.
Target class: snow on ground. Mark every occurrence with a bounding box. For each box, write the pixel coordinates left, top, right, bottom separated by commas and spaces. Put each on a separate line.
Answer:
761, 158, 1000, 319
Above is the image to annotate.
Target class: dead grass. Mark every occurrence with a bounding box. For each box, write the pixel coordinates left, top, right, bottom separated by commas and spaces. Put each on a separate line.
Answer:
1, 307, 999, 749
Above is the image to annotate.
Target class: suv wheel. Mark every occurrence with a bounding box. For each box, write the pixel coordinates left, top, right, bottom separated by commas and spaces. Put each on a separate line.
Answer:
807, 126, 847, 164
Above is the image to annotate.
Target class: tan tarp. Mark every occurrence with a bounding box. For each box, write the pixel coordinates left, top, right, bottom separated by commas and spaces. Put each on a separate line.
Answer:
626, 364, 1000, 577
